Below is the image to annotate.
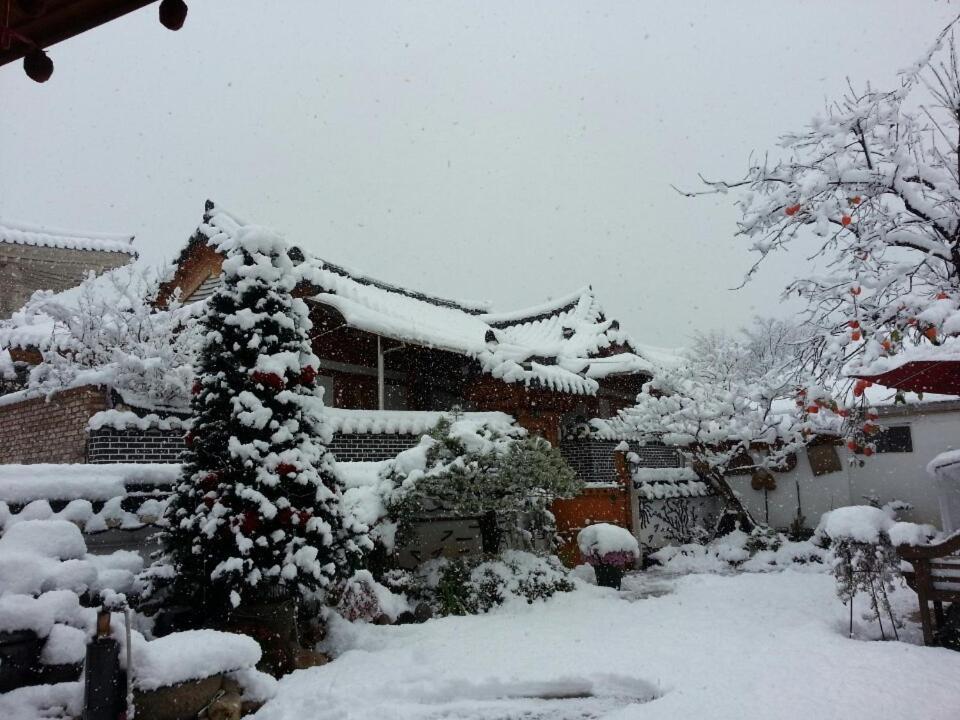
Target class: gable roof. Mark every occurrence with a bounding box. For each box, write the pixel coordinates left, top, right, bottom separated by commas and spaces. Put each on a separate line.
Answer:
0, 219, 136, 255
169, 201, 660, 395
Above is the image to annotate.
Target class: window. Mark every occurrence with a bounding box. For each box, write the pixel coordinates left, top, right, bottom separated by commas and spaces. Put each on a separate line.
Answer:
317, 375, 335, 407
874, 425, 913, 453
807, 444, 842, 476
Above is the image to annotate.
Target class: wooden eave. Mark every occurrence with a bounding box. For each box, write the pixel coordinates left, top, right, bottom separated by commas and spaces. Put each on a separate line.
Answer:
0, 0, 158, 66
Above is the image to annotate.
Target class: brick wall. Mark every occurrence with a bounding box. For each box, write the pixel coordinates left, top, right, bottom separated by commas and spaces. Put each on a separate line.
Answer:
327, 433, 421, 462
87, 428, 185, 464
560, 439, 622, 484
81, 429, 422, 464
0, 386, 108, 464
553, 451, 634, 566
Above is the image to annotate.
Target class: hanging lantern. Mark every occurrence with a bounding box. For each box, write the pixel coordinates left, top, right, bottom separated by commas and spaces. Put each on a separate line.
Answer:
159, 0, 188, 31
23, 49, 53, 83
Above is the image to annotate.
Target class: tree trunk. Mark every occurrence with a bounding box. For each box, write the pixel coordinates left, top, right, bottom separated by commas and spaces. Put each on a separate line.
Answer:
707, 469, 757, 534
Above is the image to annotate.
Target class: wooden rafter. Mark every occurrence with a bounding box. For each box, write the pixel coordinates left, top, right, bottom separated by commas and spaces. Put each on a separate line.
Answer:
0, 0, 158, 67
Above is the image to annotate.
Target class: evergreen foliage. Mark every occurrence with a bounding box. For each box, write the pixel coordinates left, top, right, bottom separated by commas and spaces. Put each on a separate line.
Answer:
385, 416, 582, 552
154, 226, 371, 617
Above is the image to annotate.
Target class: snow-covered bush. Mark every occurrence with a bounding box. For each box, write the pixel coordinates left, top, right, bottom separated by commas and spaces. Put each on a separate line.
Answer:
384, 416, 581, 553
0, 265, 199, 410
384, 551, 575, 617
577, 524, 639, 569
150, 226, 372, 618
813, 505, 935, 639
336, 570, 410, 623
649, 528, 828, 574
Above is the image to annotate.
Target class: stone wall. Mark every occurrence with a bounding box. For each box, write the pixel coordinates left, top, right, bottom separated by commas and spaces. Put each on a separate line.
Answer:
327, 433, 421, 462
87, 428, 185, 464
0, 386, 108, 464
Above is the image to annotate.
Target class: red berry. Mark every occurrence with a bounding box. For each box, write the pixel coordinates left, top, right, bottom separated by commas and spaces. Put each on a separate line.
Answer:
841, 215, 852, 226
848, 320, 860, 329
807, 405, 820, 414
851, 331, 861, 341
785, 204, 801, 216
850, 286, 861, 296
276, 462, 297, 477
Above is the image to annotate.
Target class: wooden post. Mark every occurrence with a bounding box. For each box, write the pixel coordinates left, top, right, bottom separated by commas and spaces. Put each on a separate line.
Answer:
82, 609, 125, 720
914, 558, 936, 646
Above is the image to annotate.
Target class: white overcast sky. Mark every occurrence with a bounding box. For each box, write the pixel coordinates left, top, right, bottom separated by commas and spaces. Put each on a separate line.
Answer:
0, 1, 955, 347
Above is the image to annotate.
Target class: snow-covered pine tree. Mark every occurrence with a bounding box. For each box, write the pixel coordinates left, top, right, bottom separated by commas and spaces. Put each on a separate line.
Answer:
158, 226, 370, 618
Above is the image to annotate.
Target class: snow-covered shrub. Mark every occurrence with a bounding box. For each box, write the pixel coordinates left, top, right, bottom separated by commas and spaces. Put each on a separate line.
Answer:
814, 505, 919, 639
649, 528, 828, 574
387, 551, 575, 616
336, 570, 410, 623
1, 265, 200, 410
577, 524, 640, 569
150, 227, 372, 618
384, 416, 581, 553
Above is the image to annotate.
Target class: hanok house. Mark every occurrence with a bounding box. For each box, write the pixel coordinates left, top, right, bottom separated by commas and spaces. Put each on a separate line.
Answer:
0, 201, 670, 562
0, 219, 136, 318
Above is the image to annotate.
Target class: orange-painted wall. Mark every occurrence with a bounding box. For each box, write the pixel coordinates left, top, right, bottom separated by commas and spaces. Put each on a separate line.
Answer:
552, 451, 633, 566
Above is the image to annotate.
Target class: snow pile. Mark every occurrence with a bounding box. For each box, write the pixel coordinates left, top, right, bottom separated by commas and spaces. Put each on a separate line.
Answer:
259, 570, 960, 719
1, 496, 171, 537
0, 463, 178, 505
816, 505, 893, 544
577, 524, 640, 568
815, 504, 937, 548
129, 629, 262, 691
0, 680, 84, 720
87, 410, 190, 432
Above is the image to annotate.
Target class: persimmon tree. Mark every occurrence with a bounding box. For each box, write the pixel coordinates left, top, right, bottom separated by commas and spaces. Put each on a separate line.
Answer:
682, 20, 960, 393
615, 328, 835, 531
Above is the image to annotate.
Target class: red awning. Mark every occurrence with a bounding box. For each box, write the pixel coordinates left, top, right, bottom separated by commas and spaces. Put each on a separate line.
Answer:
851, 360, 960, 395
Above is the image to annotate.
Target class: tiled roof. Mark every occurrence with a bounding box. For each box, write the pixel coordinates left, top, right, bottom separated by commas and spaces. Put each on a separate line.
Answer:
0, 219, 135, 255
186, 202, 663, 396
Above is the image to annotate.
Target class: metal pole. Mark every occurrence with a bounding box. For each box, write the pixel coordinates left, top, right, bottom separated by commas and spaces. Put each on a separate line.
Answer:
377, 336, 385, 410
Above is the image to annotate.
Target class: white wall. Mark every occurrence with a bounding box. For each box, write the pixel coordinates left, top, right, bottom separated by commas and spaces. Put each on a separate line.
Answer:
728, 405, 960, 530
727, 447, 850, 530
847, 409, 960, 526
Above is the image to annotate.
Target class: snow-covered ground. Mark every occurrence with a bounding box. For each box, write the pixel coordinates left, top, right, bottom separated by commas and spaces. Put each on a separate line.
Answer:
254, 569, 960, 720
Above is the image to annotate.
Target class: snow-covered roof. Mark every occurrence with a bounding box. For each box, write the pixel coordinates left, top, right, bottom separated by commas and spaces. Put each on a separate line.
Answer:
178, 202, 663, 396
632, 466, 712, 500
325, 409, 515, 436
0, 219, 135, 255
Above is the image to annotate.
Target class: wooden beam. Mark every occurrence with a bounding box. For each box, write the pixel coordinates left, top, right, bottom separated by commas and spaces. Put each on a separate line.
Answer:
1, 0, 159, 67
